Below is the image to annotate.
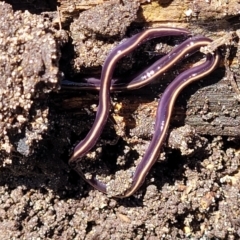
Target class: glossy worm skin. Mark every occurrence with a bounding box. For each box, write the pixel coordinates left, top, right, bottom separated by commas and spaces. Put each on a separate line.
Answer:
69, 27, 190, 163
124, 52, 220, 197
62, 36, 214, 91
72, 47, 220, 198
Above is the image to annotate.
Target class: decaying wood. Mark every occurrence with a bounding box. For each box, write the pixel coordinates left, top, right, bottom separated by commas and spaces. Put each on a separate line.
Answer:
59, 62, 240, 137
1, 1, 240, 239
54, 0, 240, 137
0, 0, 239, 160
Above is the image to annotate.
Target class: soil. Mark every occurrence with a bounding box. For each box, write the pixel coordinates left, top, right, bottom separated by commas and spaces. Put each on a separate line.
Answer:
0, 1, 240, 239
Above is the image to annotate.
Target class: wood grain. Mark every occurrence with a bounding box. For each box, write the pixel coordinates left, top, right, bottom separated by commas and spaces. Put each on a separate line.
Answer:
57, 0, 240, 137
